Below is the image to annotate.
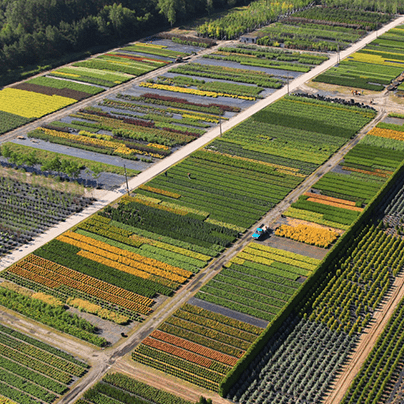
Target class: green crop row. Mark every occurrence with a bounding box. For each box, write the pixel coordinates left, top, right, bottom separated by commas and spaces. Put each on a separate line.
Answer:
0, 332, 85, 376
0, 286, 107, 347
170, 63, 283, 88
0, 343, 72, 384
0, 355, 66, 394
0, 323, 88, 368
159, 322, 244, 358
196, 292, 274, 322
0, 111, 31, 135
26, 76, 103, 94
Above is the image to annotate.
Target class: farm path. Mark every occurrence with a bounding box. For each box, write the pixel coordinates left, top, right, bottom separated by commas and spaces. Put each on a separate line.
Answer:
325, 271, 404, 404
1, 16, 404, 404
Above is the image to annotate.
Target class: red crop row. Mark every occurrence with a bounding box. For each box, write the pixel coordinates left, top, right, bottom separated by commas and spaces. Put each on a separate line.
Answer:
142, 337, 213, 368
151, 330, 238, 366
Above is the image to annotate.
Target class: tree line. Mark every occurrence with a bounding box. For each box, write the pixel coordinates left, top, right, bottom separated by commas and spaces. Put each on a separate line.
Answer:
0, 0, 244, 80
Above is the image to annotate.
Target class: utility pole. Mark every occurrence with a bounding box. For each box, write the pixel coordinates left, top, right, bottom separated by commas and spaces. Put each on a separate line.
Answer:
337, 43, 340, 64
124, 164, 130, 196
219, 116, 222, 136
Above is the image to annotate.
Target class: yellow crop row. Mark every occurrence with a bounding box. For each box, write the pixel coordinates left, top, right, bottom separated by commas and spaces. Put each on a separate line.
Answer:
231, 257, 246, 265
238, 251, 276, 267
139, 82, 255, 100
0, 88, 76, 119
77, 250, 177, 288
32, 292, 63, 307
275, 224, 339, 248
130, 194, 189, 215
59, 231, 192, 278
183, 113, 219, 123
204, 217, 246, 232
284, 207, 350, 230
151, 240, 211, 261
38, 127, 164, 158
351, 52, 404, 67
307, 197, 363, 212
368, 127, 404, 141
208, 150, 304, 176
249, 243, 320, 266
67, 297, 129, 324
147, 143, 170, 150
0, 396, 17, 404
140, 185, 181, 199
38, 127, 136, 155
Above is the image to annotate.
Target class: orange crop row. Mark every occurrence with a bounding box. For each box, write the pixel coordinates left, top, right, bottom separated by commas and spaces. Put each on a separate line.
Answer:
307, 197, 363, 212
26, 255, 151, 304
304, 192, 356, 206
139, 185, 181, 199
60, 231, 192, 279
369, 127, 404, 141
59, 234, 187, 284
342, 166, 391, 178
151, 330, 237, 366
142, 337, 213, 368
77, 250, 178, 289
14, 256, 153, 314
19, 261, 151, 314
8, 264, 60, 289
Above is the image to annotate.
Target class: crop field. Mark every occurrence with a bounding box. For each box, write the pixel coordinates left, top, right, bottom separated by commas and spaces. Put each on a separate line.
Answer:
0, 88, 76, 121
196, 243, 318, 320
131, 241, 318, 390
254, 6, 390, 51
134, 95, 375, 234
204, 45, 328, 73
314, 24, 404, 90
23, 91, 236, 178
275, 223, 340, 247
13, 76, 104, 99
0, 172, 93, 257
54, 43, 181, 85
77, 372, 192, 404
140, 47, 318, 100
132, 303, 264, 391
0, 322, 89, 404
283, 127, 404, 231
49, 66, 132, 87
0, 41, 190, 136
341, 175, 404, 403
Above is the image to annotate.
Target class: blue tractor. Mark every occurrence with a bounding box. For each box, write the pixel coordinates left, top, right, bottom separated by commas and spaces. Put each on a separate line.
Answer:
252, 225, 269, 240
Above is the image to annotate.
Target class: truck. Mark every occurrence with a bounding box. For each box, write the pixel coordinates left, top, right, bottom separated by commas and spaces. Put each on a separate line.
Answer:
252, 225, 269, 240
